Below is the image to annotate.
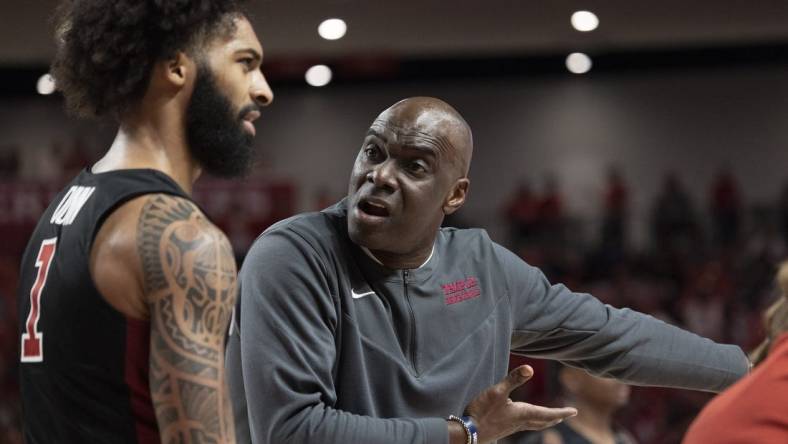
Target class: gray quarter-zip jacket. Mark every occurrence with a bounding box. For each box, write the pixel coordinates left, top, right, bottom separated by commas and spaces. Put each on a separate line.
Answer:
226, 199, 748, 444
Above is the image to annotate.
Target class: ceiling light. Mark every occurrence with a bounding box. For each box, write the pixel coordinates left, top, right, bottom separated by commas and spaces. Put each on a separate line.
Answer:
566, 53, 592, 74
318, 18, 347, 40
571, 11, 599, 32
36, 73, 56, 95
305, 65, 332, 87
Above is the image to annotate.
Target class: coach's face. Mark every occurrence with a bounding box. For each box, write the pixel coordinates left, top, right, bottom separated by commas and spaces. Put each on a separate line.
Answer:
347, 98, 471, 267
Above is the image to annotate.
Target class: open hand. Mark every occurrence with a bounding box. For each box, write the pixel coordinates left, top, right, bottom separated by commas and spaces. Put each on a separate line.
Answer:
463, 365, 578, 444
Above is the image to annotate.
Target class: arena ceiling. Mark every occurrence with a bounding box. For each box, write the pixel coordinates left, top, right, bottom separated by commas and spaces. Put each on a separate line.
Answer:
2, 0, 788, 66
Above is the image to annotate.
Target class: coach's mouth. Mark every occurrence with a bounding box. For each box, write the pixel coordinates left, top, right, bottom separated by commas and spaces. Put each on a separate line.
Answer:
359, 198, 390, 217
353, 195, 393, 226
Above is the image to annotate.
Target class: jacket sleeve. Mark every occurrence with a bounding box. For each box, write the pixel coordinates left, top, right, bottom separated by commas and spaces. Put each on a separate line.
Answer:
226, 229, 447, 444
496, 243, 749, 392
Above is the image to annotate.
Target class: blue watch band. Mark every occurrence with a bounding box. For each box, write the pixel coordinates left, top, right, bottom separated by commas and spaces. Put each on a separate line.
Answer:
461, 416, 479, 444
448, 415, 477, 444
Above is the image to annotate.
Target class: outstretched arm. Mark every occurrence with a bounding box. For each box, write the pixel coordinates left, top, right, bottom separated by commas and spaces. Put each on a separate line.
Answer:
137, 194, 237, 443
495, 242, 749, 392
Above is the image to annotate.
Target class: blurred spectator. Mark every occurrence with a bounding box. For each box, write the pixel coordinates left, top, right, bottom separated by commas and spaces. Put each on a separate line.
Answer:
601, 166, 629, 253
18, 141, 59, 182
503, 181, 540, 248
0, 256, 21, 444
591, 167, 630, 272
503, 365, 637, 444
225, 201, 259, 262
678, 260, 731, 343
0, 145, 20, 179
61, 135, 94, 180
708, 168, 741, 247
651, 173, 701, 255
537, 173, 565, 245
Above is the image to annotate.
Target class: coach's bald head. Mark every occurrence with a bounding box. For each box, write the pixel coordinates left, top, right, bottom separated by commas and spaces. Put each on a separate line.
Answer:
378, 97, 474, 178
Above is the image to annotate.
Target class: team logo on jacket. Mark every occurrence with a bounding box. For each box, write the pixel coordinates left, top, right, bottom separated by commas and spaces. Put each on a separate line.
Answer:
442, 277, 480, 305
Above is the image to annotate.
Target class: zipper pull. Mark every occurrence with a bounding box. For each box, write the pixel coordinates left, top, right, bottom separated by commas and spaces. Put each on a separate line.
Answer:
403, 269, 409, 284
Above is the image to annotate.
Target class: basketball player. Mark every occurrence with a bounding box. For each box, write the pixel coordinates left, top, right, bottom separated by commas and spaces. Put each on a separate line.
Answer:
17, 1, 272, 442
227, 97, 750, 444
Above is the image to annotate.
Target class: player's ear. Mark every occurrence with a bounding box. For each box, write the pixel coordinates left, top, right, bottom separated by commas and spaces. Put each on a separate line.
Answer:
164, 51, 192, 88
149, 51, 194, 92
443, 178, 469, 215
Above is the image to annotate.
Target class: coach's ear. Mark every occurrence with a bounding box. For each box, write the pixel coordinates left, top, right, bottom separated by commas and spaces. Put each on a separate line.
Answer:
443, 178, 469, 215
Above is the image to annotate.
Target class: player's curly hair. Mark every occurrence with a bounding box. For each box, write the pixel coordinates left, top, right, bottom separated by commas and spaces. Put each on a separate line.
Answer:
51, 0, 246, 118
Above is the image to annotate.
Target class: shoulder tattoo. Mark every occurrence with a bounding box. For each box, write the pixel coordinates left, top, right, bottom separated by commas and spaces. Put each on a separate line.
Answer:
136, 193, 237, 442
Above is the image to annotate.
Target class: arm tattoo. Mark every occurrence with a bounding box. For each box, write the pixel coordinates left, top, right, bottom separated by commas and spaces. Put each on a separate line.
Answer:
137, 194, 237, 444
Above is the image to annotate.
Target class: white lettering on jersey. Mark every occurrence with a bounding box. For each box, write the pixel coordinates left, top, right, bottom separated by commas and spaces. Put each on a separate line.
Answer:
50, 186, 96, 226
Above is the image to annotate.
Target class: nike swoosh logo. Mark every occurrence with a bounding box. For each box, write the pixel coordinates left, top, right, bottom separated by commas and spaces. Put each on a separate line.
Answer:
351, 289, 375, 299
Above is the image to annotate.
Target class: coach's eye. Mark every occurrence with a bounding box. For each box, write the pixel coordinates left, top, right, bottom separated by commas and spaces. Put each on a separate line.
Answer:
406, 160, 428, 175
364, 145, 382, 162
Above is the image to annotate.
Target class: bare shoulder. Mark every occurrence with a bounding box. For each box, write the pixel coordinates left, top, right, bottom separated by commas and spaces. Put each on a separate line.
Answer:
91, 193, 236, 319
133, 193, 236, 301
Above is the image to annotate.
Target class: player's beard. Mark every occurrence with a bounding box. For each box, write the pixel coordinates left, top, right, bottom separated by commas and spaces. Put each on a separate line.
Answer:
185, 64, 258, 178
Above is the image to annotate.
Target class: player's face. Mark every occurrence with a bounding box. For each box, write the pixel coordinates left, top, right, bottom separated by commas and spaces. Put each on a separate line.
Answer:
347, 109, 461, 258
185, 16, 273, 178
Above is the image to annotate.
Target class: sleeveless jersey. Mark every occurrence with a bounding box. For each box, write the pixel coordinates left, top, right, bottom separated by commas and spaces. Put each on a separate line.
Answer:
18, 168, 191, 444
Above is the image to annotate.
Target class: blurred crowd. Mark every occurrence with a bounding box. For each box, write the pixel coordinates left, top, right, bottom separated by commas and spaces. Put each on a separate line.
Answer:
500, 167, 783, 443
0, 146, 786, 443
